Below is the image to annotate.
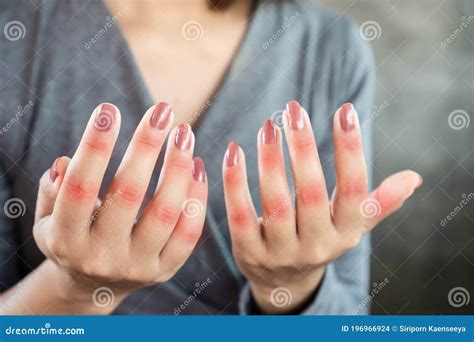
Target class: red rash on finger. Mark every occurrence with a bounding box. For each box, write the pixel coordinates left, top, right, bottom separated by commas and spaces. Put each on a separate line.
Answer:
338, 177, 367, 199
109, 180, 144, 207
262, 194, 294, 220
289, 136, 315, 156
153, 204, 181, 227
63, 175, 98, 202
259, 148, 282, 168
228, 208, 252, 226
298, 182, 326, 206
339, 134, 363, 152
177, 226, 202, 244
167, 157, 192, 176
223, 167, 245, 187
83, 136, 110, 154
133, 132, 162, 152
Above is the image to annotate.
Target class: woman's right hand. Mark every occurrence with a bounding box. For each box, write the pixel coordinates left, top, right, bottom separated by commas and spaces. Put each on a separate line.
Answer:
32, 102, 207, 313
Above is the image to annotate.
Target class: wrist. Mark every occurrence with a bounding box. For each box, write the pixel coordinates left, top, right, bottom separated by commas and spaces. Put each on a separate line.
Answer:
45, 260, 128, 314
250, 266, 325, 314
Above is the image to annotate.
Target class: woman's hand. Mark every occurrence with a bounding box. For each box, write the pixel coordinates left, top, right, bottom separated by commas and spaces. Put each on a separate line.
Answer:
32, 103, 207, 314
222, 101, 422, 314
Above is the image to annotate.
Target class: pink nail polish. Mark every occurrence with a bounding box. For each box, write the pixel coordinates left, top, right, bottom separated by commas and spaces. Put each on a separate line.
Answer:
50, 158, 59, 182
174, 123, 192, 150
225, 141, 239, 167
261, 120, 277, 144
286, 100, 305, 131
192, 157, 206, 182
150, 102, 172, 130
339, 103, 356, 132
94, 103, 116, 132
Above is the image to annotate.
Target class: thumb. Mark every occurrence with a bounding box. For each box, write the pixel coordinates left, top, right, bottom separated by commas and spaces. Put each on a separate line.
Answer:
34, 156, 70, 223
363, 170, 422, 231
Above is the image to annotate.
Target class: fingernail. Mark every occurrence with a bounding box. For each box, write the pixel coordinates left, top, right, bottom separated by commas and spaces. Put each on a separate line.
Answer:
174, 123, 192, 150
225, 141, 239, 167
50, 158, 59, 182
261, 120, 277, 145
192, 157, 206, 182
339, 103, 356, 132
94, 103, 116, 132
286, 100, 304, 131
417, 174, 423, 188
150, 102, 172, 130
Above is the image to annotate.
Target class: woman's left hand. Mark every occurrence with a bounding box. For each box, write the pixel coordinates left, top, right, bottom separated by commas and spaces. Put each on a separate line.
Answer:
222, 101, 422, 314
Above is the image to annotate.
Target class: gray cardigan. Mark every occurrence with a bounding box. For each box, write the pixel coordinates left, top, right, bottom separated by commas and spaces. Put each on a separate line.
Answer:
0, 0, 374, 314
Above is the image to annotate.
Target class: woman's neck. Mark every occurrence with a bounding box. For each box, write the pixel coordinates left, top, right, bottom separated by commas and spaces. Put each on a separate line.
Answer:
104, 0, 252, 27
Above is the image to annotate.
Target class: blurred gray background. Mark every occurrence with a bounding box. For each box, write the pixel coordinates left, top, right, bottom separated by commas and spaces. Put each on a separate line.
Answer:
318, 0, 473, 314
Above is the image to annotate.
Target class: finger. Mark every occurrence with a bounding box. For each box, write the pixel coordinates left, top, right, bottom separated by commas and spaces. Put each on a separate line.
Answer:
134, 123, 195, 252
158, 157, 208, 273
34, 156, 70, 258
331, 103, 368, 233
282, 101, 331, 238
257, 120, 297, 249
53, 103, 121, 239
363, 170, 422, 231
92, 102, 173, 240
222, 141, 261, 258
35, 156, 71, 222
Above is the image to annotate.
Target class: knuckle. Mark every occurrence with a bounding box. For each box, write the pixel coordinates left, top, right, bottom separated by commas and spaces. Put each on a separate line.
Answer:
339, 176, 367, 199
110, 178, 144, 207
263, 193, 293, 220
63, 172, 98, 202
167, 157, 191, 175
228, 207, 251, 225
83, 136, 110, 154
153, 203, 181, 227
177, 226, 202, 243
290, 136, 315, 155
223, 168, 244, 187
342, 135, 363, 151
298, 182, 326, 206
133, 132, 162, 152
